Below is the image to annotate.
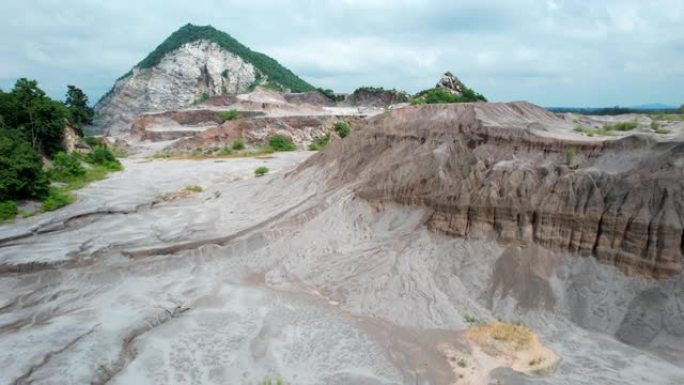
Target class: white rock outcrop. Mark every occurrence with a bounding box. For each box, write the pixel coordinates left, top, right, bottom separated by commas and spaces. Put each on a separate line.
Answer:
95, 40, 258, 135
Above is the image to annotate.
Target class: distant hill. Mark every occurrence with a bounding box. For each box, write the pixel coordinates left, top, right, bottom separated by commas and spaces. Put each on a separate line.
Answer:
94, 24, 314, 135
547, 105, 680, 115
628, 103, 677, 110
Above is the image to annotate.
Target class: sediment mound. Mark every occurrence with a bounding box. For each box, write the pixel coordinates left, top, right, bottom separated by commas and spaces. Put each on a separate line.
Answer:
303, 102, 684, 278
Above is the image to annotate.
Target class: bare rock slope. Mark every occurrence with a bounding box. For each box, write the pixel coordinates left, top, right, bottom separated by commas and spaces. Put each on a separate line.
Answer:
304, 102, 684, 278
94, 24, 313, 136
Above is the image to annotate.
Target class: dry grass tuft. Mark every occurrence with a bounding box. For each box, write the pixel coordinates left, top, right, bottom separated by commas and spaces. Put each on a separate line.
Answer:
467, 321, 534, 352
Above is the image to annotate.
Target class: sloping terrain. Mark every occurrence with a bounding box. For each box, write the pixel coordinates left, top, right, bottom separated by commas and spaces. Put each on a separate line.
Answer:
0, 102, 683, 385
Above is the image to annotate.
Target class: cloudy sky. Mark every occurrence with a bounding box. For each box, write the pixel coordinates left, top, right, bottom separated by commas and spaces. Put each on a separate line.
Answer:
0, 0, 682, 107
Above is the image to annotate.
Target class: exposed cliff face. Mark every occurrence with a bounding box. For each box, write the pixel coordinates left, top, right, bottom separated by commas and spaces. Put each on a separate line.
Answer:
95, 40, 258, 136
304, 102, 684, 278
94, 24, 314, 136
436, 72, 466, 95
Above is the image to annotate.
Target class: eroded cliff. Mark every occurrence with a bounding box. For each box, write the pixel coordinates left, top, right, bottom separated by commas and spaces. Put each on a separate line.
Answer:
305, 102, 684, 277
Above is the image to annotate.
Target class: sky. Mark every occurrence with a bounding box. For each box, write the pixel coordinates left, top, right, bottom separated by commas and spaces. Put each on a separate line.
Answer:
0, 0, 682, 107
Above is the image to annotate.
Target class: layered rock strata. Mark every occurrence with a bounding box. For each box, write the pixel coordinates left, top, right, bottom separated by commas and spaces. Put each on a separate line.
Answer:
305, 102, 684, 277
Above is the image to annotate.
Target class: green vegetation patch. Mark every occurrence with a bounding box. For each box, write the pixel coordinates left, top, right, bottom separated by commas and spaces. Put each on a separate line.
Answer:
49, 152, 86, 181
333, 121, 351, 138
232, 138, 245, 150
268, 134, 297, 151
85, 146, 123, 171
41, 188, 74, 212
308, 133, 331, 151
254, 166, 269, 176
218, 109, 241, 122
183, 185, 203, 193
602, 120, 638, 131
573, 125, 616, 137
410, 87, 487, 105
648, 113, 684, 122
192, 92, 209, 105
0, 201, 18, 222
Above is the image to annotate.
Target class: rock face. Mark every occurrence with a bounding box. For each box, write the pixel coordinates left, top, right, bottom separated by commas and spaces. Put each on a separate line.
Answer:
94, 24, 314, 136
346, 87, 409, 107
305, 102, 684, 278
436, 72, 466, 95
95, 40, 257, 136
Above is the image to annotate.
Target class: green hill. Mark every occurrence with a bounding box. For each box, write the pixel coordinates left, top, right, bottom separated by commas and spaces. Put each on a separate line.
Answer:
133, 24, 314, 92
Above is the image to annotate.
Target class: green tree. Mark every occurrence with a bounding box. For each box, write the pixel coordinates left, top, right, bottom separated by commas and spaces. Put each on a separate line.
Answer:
65, 85, 94, 135
2, 79, 67, 156
0, 122, 49, 201
679, 104, 684, 113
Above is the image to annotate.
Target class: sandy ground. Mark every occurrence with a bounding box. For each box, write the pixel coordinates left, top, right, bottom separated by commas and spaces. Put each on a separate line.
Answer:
0, 152, 683, 385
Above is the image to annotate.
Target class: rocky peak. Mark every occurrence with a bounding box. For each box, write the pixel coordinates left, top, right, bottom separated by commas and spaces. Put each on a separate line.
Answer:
93, 24, 313, 136
436, 72, 466, 95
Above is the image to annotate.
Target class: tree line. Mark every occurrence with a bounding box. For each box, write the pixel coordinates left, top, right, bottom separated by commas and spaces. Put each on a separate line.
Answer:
0, 79, 94, 203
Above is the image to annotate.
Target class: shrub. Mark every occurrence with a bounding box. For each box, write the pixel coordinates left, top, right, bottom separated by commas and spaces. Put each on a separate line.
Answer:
573, 125, 616, 137
603, 120, 638, 131
269, 135, 296, 151
85, 146, 122, 170
308, 133, 331, 151
221, 146, 232, 155
255, 166, 269, 176
41, 189, 74, 212
651, 121, 670, 134
0, 127, 49, 201
218, 109, 241, 121
410, 86, 487, 105
232, 138, 245, 150
333, 121, 351, 138
49, 152, 86, 181
192, 92, 209, 105
0, 201, 18, 221
183, 185, 203, 193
